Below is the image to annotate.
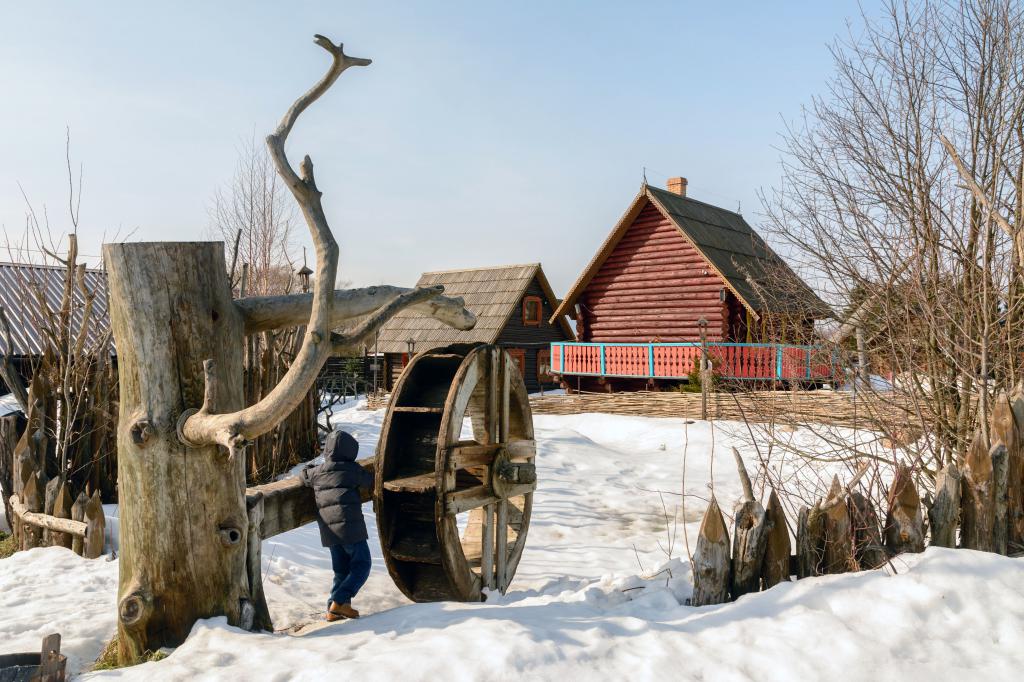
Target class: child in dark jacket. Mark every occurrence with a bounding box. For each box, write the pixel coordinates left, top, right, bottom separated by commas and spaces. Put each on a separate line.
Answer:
300, 430, 374, 621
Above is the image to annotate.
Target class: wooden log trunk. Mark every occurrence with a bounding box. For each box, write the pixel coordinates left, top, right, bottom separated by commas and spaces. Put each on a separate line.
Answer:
691, 496, 730, 606
83, 491, 105, 560
849, 491, 887, 569
992, 445, 1009, 555
884, 465, 925, 555
105, 242, 262, 663
20, 463, 42, 550
760, 489, 791, 589
927, 463, 961, 548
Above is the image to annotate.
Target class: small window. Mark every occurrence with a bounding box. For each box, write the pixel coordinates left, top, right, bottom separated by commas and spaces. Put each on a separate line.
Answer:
537, 349, 552, 383
522, 296, 542, 326
507, 348, 526, 376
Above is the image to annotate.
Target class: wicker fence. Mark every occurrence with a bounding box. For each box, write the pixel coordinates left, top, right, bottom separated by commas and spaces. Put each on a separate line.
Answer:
529, 390, 913, 429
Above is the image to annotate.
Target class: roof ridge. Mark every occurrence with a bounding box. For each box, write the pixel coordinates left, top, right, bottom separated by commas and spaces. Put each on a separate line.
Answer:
647, 184, 744, 218
420, 263, 540, 275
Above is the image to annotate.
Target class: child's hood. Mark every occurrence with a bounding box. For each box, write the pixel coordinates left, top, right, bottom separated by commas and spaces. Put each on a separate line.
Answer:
323, 430, 359, 463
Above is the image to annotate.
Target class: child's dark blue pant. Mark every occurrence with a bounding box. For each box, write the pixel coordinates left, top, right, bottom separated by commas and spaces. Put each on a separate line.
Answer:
328, 540, 371, 608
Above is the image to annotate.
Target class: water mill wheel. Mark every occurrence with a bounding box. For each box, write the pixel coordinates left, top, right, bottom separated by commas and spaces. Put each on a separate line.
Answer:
375, 343, 538, 602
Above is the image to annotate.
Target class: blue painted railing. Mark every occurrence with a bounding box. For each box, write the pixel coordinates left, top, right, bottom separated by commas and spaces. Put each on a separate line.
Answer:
549, 341, 839, 382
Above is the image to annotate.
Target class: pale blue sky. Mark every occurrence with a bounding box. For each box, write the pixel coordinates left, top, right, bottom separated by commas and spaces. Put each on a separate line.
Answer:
0, 1, 878, 293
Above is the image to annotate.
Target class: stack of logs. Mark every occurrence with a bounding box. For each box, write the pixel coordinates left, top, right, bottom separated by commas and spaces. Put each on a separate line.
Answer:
692, 388, 1024, 606
7, 455, 105, 559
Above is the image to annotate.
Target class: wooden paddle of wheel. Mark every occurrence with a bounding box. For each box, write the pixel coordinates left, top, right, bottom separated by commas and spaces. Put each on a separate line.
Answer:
375, 343, 537, 602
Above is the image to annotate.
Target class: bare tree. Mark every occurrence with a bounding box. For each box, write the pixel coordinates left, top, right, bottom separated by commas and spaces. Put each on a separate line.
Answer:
761, 0, 1024, 477
209, 135, 298, 295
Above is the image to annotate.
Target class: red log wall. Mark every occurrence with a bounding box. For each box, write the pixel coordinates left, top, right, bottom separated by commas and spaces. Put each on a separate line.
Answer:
578, 202, 728, 342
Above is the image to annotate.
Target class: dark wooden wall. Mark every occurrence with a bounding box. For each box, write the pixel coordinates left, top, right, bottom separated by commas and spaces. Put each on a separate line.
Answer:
578, 201, 728, 342
497, 277, 572, 393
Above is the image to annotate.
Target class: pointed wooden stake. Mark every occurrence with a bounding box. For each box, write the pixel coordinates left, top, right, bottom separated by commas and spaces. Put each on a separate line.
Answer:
761, 489, 791, 589
691, 496, 730, 606
884, 465, 925, 555
822, 476, 855, 573
730, 448, 768, 598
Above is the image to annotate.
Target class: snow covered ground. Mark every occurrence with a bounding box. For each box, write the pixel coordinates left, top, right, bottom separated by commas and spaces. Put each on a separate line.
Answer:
2, 401, 1022, 680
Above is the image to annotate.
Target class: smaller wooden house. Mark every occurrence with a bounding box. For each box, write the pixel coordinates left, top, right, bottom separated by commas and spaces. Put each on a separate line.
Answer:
374, 264, 573, 393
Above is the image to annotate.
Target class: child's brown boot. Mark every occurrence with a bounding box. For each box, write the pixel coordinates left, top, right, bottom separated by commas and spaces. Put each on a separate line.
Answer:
327, 601, 360, 620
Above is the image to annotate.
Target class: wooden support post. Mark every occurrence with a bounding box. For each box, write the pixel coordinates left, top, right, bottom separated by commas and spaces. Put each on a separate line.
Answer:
245, 492, 272, 632
21, 464, 42, 551
691, 496, 730, 606
927, 463, 961, 549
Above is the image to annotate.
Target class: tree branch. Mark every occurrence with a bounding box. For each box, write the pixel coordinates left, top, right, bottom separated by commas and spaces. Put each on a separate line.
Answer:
181, 35, 370, 456
235, 285, 476, 334
330, 286, 442, 352
940, 134, 1016, 238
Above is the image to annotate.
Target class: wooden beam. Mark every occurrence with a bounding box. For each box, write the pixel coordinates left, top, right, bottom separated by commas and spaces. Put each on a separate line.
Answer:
10, 494, 87, 537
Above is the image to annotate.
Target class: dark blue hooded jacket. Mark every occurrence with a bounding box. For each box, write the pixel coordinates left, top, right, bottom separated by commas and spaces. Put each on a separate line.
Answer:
299, 431, 373, 546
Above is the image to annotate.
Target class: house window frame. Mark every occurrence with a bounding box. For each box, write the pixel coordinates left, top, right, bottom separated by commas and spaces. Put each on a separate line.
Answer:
537, 349, 552, 383
507, 348, 526, 377
522, 295, 542, 326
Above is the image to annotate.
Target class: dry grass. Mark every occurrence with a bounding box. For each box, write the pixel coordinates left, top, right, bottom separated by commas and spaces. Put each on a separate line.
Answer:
0, 531, 17, 559
92, 637, 168, 671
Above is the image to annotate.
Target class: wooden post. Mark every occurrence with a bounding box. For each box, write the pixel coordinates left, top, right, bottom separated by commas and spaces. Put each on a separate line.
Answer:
691, 496, 730, 606
20, 463, 42, 550
821, 477, 855, 574
244, 492, 272, 632
70, 492, 87, 556
992, 444, 1009, 555
730, 448, 767, 598
761, 489, 791, 589
51, 482, 74, 550
961, 431, 994, 551
850, 491, 886, 569
884, 465, 925, 555
796, 503, 825, 578
928, 463, 961, 548
83, 490, 105, 559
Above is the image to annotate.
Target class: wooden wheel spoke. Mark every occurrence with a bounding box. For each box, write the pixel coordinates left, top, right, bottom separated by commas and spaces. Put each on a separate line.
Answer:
496, 500, 509, 591
481, 503, 495, 589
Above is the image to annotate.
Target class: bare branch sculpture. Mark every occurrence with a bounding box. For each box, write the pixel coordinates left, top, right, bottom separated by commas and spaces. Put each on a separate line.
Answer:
179, 36, 372, 457
103, 34, 476, 664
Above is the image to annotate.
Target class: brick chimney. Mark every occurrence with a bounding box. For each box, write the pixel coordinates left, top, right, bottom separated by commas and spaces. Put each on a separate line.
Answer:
666, 177, 688, 197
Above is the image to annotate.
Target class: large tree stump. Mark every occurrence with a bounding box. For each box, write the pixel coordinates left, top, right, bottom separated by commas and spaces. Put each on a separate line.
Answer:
691, 496, 731, 606
961, 431, 994, 551
105, 242, 257, 662
729, 448, 768, 598
761, 489, 791, 589
928, 463, 961, 548
884, 465, 925, 555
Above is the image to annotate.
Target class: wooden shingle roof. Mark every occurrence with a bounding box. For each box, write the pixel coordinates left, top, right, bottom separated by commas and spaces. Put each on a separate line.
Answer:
552, 184, 829, 322
374, 263, 569, 354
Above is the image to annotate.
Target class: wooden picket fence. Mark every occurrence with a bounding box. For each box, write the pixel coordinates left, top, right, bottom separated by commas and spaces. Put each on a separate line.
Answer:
690, 388, 1024, 605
